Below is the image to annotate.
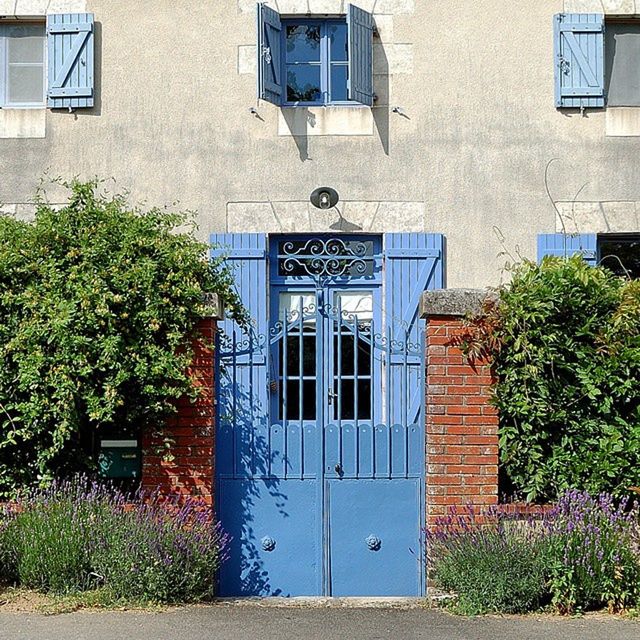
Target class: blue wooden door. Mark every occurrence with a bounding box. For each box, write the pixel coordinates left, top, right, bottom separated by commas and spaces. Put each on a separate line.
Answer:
213, 233, 444, 597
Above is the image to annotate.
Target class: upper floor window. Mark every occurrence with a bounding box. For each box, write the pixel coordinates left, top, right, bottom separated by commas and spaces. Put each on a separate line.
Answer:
284, 20, 349, 106
606, 23, 640, 107
258, 3, 374, 108
0, 23, 46, 109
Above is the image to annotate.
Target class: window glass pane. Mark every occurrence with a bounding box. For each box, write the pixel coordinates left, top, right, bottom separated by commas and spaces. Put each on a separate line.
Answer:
329, 23, 348, 62
8, 66, 44, 103
286, 65, 322, 103
279, 380, 316, 421
339, 380, 354, 420
606, 25, 640, 107
599, 236, 640, 279
358, 380, 371, 420
330, 65, 348, 102
279, 292, 316, 318
302, 380, 316, 420
335, 291, 373, 322
8, 34, 44, 63
281, 334, 316, 378
285, 24, 321, 63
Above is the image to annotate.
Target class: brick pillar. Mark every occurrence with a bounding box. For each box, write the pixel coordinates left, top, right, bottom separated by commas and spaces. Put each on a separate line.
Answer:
141, 294, 223, 505
421, 290, 499, 528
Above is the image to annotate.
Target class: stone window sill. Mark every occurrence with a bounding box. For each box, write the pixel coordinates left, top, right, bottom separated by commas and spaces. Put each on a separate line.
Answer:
0, 107, 45, 138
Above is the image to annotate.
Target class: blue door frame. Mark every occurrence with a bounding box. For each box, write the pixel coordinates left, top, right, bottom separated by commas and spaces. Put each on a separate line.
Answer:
212, 233, 444, 597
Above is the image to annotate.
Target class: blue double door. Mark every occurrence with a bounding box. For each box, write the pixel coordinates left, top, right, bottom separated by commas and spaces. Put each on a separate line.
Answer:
213, 234, 444, 597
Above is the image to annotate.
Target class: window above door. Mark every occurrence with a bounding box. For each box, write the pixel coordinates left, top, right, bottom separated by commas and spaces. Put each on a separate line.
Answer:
257, 3, 375, 107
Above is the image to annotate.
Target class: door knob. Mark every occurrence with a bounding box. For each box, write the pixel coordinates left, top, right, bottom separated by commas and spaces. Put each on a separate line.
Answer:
334, 463, 342, 474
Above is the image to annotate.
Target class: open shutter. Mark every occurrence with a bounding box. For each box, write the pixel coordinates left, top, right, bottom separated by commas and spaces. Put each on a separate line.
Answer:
347, 4, 374, 106
211, 233, 269, 479
257, 3, 282, 105
384, 233, 445, 426
538, 233, 598, 265
47, 13, 94, 109
554, 13, 605, 108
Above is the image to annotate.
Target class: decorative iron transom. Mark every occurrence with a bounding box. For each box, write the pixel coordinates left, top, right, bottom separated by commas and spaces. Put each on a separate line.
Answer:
277, 238, 375, 278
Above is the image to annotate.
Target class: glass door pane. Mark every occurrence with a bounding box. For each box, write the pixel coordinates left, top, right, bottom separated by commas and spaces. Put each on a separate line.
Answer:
277, 292, 317, 422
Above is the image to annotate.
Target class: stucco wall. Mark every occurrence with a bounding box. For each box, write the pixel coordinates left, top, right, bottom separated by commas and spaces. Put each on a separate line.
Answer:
1, 0, 639, 288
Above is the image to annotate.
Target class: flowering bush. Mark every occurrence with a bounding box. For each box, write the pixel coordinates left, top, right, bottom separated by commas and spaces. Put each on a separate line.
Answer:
0, 477, 227, 603
428, 491, 640, 615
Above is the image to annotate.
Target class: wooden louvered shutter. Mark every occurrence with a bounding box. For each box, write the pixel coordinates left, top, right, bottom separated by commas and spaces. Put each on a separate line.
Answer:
211, 233, 269, 478
47, 13, 94, 109
554, 13, 605, 108
537, 233, 598, 265
384, 233, 445, 426
347, 4, 375, 106
257, 3, 283, 105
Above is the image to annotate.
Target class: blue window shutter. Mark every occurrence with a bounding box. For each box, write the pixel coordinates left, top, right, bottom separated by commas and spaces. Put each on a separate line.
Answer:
554, 13, 605, 108
384, 233, 445, 426
47, 13, 94, 109
537, 233, 598, 265
211, 233, 269, 478
347, 4, 374, 106
257, 3, 282, 105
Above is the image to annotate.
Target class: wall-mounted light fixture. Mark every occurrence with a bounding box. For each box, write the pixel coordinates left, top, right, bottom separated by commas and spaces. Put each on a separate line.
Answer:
310, 187, 339, 210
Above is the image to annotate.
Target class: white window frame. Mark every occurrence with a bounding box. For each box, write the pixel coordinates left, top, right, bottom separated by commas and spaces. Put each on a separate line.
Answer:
0, 21, 46, 110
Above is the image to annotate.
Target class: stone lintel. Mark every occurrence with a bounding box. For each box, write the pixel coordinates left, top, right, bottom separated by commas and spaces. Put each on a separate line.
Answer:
420, 289, 496, 319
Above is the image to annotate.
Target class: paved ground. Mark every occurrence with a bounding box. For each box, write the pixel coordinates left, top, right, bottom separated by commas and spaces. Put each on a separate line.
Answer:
0, 604, 639, 640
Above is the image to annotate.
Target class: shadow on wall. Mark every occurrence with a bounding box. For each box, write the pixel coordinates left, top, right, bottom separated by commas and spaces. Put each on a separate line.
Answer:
280, 44, 391, 160
373, 44, 390, 156
281, 107, 312, 161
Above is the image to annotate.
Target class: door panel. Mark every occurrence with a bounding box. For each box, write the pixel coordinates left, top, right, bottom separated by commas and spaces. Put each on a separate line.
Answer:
218, 479, 320, 596
215, 234, 440, 597
327, 479, 423, 596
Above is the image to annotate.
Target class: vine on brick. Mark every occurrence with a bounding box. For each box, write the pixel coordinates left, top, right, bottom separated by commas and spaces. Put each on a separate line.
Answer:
454, 257, 640, 502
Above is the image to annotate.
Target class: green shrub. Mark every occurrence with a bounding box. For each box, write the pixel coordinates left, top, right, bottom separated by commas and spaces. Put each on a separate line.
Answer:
0, 477, 227, 602
458, 257, 640, 502
0, 180, 243, 496
428, 506, 550, 615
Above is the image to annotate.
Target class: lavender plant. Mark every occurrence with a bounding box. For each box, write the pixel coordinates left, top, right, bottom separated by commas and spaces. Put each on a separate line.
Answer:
428, 492, 640, 615
0, 477, 228, 602
546, 490, 640, 613
427, 505, 550, 615
91, 495, 228, 602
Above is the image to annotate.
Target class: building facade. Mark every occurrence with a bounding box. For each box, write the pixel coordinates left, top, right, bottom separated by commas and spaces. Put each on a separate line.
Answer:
1, 0, 639, 597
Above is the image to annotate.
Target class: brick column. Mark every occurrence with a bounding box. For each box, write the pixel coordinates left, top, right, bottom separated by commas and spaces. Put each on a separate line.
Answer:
141, 294, 223, 505
421, 290, 499, 528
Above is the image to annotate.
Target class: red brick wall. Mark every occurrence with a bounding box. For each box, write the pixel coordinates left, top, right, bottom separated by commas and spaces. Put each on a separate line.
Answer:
425, 315, 499, 528
141, 318, 216, 504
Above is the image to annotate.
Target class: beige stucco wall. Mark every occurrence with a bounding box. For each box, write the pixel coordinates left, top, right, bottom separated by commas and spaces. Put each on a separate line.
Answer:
1, 0, 639, 288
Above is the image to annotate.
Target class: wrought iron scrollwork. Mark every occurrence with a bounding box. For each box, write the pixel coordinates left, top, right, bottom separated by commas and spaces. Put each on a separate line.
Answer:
278, 238, 373, 278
